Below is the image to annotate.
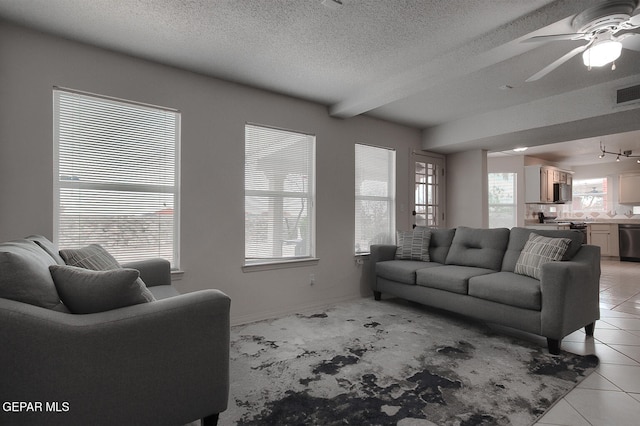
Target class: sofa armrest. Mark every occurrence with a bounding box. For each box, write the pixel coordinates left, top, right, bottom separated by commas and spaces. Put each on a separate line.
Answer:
0, 289, 230, 426
122, 258, 171, 287
369, 245, 398, 291
539, 245, 601, 340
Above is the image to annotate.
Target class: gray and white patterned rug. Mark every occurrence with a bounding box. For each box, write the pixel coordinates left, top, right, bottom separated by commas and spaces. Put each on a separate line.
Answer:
220, 298, 598, 426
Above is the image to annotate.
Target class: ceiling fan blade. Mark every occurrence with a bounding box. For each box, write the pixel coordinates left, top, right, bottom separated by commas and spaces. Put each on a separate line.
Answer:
526, 43, 591, 82
521, 33, 586, 43
620, 32, 640, 51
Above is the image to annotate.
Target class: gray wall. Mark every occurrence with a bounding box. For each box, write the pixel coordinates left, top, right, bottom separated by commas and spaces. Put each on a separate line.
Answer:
445, 149, 487, 228
0, 22, 422, 324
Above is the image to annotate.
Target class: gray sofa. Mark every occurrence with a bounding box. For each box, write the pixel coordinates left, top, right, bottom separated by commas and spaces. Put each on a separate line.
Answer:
369, 226, 601, 354
0, 236, 230, 426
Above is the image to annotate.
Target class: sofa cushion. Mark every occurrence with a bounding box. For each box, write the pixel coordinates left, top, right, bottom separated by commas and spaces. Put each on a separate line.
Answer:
26, 235, 66, 265
416, 265, 495, 294
468, 272, 541, 310
445, 227, 510, 271
502, 227, 583, 272
514, 233, 571, 280
49, 265, 155, 314
415, 227, 456, 264
0, 240, 68, 311
376, 260, 442, 285
395, 228, 431, 261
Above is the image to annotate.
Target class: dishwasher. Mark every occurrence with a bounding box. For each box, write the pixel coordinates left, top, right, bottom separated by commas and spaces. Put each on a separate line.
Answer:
619, 224, 640, 262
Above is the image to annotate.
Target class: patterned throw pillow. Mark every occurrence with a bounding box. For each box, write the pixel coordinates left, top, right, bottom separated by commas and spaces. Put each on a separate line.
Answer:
514, 233, 571, 280
59, 244, 120, 270
395, 228, 431, 261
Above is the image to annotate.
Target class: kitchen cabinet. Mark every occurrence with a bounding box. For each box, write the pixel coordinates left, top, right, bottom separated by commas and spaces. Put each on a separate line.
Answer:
525, 165, 572, 204
587, 223, 619, 257
619, 173, 640, 204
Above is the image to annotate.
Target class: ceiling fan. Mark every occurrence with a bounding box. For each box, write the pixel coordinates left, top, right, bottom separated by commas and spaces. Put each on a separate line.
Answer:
523, 0, 640, 82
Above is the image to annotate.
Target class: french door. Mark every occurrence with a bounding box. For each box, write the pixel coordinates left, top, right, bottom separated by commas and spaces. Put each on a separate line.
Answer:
411, 153, 445, 228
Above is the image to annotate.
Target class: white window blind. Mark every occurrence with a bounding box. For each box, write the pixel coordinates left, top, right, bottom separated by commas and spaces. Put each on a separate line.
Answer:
53, 88, 180, 267
245, 124, 315, 264
355, 144, 396, 254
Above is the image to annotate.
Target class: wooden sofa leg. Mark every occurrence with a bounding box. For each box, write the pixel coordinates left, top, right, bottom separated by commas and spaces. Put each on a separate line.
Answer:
202, 413, 219, 426
373, 291, 382, 301
585, 322, 595, 336
547, 338, 560, 355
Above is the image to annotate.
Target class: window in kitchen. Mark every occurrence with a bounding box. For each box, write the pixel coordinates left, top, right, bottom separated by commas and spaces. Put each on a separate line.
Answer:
571, 178, 608, 213
244, 123, 315, 266
488, 173, 517, 228
355, 144, 396, 254
53, 88, 180, 267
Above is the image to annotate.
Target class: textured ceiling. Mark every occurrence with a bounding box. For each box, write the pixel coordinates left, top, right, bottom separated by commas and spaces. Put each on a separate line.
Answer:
1, 0, 639, 163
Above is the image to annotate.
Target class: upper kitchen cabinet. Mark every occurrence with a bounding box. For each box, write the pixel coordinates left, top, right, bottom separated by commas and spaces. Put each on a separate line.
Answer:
525, 165, 573, 204
619, 172, 640, 204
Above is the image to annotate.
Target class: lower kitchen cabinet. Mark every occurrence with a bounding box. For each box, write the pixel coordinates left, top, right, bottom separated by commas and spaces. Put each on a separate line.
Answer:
587, 223, 619, 257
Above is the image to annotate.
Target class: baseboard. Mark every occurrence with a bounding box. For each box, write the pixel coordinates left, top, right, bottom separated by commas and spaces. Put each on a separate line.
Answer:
230, 294, 365, 326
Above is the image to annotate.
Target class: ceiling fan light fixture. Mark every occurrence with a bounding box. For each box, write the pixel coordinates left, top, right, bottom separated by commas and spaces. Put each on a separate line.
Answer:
582, 40, 623, 67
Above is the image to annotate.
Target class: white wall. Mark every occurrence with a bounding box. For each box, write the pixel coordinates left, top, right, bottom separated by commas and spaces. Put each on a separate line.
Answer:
0, 22, 422, 324
445, 149, 487, 228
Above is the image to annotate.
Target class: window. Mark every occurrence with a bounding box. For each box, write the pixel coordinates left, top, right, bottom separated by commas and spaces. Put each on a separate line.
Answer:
244, 124, 315, 265
54, 88, 180, 267
488, 173, 517, 228
355, 144, 396, 254
571, 178, 608, 213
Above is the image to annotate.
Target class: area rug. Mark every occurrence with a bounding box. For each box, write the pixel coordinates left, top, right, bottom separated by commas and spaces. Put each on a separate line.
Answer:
220, 298, 598, 426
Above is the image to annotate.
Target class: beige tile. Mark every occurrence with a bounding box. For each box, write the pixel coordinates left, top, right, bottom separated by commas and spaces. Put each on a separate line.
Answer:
609, 344, 640, 363
613, 303, 640, 316
593, 329, 640, 345
601, 318, 640, 330
577, 371, 621, 391
561, 341, 639, 365
599, 309, 638, 319
536, 398, 591, 426
597, 364, 640, 393
564, 389, 640, 426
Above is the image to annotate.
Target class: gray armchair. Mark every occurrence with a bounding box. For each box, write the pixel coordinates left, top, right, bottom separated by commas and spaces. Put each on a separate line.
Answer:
0, 249, 230, 426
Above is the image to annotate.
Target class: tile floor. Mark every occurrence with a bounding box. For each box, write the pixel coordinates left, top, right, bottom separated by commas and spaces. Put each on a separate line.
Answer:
534, 259, 640, 426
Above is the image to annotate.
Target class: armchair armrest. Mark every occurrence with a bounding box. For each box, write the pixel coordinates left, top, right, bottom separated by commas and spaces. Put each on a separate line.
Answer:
0, 289, 230, 426
122, 258, 171, 287
540, 245, 601, 340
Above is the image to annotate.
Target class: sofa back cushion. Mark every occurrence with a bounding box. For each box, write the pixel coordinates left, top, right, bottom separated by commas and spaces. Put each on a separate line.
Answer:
502, 227, 584, 272
0, 239, 67, 311
445, 227, 510, 271
415, 227, 455, 264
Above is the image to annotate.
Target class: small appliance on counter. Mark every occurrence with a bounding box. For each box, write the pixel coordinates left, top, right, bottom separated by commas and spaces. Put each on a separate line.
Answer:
537, 212, 557, 223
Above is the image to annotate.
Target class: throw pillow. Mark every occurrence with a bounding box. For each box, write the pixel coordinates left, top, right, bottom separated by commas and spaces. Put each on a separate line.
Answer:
514, 233, 571, 280
59, 244, 120, 270
59, 244, 153, 296
49, 265, 155, 314
395, 228, 431, 261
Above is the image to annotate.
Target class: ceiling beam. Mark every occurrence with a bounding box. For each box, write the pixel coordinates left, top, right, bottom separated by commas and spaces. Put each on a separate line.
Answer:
328, 0, 603, 119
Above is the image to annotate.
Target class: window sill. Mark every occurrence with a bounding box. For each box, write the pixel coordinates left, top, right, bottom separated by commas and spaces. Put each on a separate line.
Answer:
242, 258, 320, 272
170, 270, 184, 281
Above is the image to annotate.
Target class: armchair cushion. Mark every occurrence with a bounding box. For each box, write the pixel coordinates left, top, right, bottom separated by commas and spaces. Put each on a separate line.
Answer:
49, 265, 155, 314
